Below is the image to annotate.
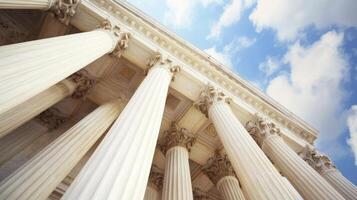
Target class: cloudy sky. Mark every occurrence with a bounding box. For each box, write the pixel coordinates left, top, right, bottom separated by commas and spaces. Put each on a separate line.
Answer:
126, 0, 357, 183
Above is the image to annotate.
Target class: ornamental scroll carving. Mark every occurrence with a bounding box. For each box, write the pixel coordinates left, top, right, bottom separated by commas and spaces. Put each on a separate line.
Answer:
194, 85, 231, 118
203, 152, 236, 184
160, 122, 196, 154
146, 52, 180, 80
69, 70, 97, 99
148, 165, 164, 190
36, 108, 67, 130
111, 32, 131, 57
245, 114, 281, 146
299, 145, 336, 174
52, 0, 80, 25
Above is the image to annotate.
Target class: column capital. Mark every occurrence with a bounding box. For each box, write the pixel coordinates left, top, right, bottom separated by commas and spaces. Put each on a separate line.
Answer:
148, 166, 164, 190
35, 108, 67, 130
245, 114, 281, 146
299, 145, 336, 175
69, 70, 96, 99
100, 20, 131, 56
146, 52, 180, 80
160, 122, 195, 154
203, 152, 236, 184
193, 188, 210, 200
194, 85, 231, 117
52, 0, 80, 25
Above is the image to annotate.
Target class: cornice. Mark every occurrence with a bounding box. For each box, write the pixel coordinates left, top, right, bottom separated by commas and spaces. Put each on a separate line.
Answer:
83, 0, 318, 144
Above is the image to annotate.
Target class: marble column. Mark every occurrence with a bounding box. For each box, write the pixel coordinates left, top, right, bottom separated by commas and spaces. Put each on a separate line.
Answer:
281, 177, 303, 200
160, 122, 195, 200
246, 115, 344, 200
203, 152, 245, 200
62, 53, 179, 200
0, 100, 123, 200
195, 85, 294, 200
0, 0, 55, 10
300, 145, 357, 200
0, 79, 76, 139
144, 166, 164, 200
0, 21, 127, 116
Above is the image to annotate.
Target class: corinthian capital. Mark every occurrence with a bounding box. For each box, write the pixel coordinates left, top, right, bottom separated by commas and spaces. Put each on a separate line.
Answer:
203, 152, 235, 184
299, 145, 335, 174
52, 0, 80, 25
194, 85, 231, 117
148, 165, 164, 190
69, 70, 97, 99
160, 122, 195, 154
245, 114, 281, 146
36, 108, 67, 130
146, 53, 180, 79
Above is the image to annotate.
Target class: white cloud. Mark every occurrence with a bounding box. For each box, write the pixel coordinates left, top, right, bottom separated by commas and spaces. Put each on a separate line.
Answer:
204, 47, 233, 68
208, 0, 256, 38
258, 56, 280, 77
250, 0, 357, 41
347, 105, 357, 165
266, 31, 349, 157
224, 36, 256, 52
199, 0, 223, 7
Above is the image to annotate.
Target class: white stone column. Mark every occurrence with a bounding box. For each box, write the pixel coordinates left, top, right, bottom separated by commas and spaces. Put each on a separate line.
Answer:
144, 167, 164, 200
161, 123, 195, 200
203, 153, 245, 200
0, 80, 76, 139
0, 22, 125, 116
0, 0, 55, 10
246, 115, 345, 200
62, 53, 179, 200
300, 146, 357, 200
195, 85, 294, 200
281, 177, 303, 200
0, 100, 123, 200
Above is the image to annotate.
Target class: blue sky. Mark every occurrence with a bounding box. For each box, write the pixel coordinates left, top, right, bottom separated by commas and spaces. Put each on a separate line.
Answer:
127, 0, 357, 184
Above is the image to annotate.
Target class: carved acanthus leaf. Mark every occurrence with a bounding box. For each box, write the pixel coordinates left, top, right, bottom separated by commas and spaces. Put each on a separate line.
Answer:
111, 32, 131, 57
146, 52, 180, 80
193, 188, 210, 200
52, 0, 80, 25
36, 108, 67, 130
245, 114, 281, 146
148, 165, 164, 189
194, 84, 231, 117
160, 122, 196, 154
203, 152, 235, 184
69, 70, 97, 99
299, 145, 335, 174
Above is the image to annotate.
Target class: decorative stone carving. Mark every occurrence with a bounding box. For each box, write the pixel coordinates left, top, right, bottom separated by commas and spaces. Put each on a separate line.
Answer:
203, 152, 236, 184
111, 32, 131, 57
245, 114, 281, 146
193, 188, 210, 200
69, 70, 97, 99
160, 122, 196, 154
194, 85, 231, 117
52, 0, 81, 25
147, 165, 164, 190
299, 145, 335, 174
36, 108, 67, 130
146, 52, 180, 80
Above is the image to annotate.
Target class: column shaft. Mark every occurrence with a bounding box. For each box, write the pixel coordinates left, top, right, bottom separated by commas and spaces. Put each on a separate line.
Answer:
209, 102, 294, 200
216, 176, 245, 200
0, 80, 76, 139
0, 0, 54, 10
281, 177, 303, 200
144, 186, 160, 200
323, 169, 357, 200
0, 100, 122, 200
262, 135, 344, 199
0, 29, 117, 115
62, 63, 175, 200
162, 146, 193, 200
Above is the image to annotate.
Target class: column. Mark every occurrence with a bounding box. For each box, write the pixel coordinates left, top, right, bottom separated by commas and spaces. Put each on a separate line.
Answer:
203, 152, 245, 200
246, 115, 344, 200
0, 79, 76, 139
0, 21, 126, 115
300, 146, 357, 200
194, 85, 294, 200
281, 177, 303, 200
0, 100, 123, 200
0, 0, 55, 10
62, 53, 179, 200
144, 166, 164, 200
160, 122, 195, 200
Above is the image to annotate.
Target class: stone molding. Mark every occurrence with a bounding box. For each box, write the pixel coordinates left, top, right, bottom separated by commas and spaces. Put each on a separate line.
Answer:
52, 0, 81, 25
203, 152, 236, 184
36, 107, 67, 130
194, 85, 231, 118
148, 165, 164, 190
69, 70, 97, 99
245, 114, 281, 146
299, 145, 336, 175
160, 122, 195, 154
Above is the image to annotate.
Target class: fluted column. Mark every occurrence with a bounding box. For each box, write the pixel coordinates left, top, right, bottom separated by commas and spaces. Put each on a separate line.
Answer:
195, 85, 294, 200
0, 100, 122, 200
203, 152, 245, 200
0, 21, 128, 115
300, 146, 357, 200
246, 115, 344, 200
0, 0, 55, 10
62, 53, 179, 200
144, 167, 164, 200
281, 177, 303, 200
0, 79, 76, 139
161, 122, 195, 200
